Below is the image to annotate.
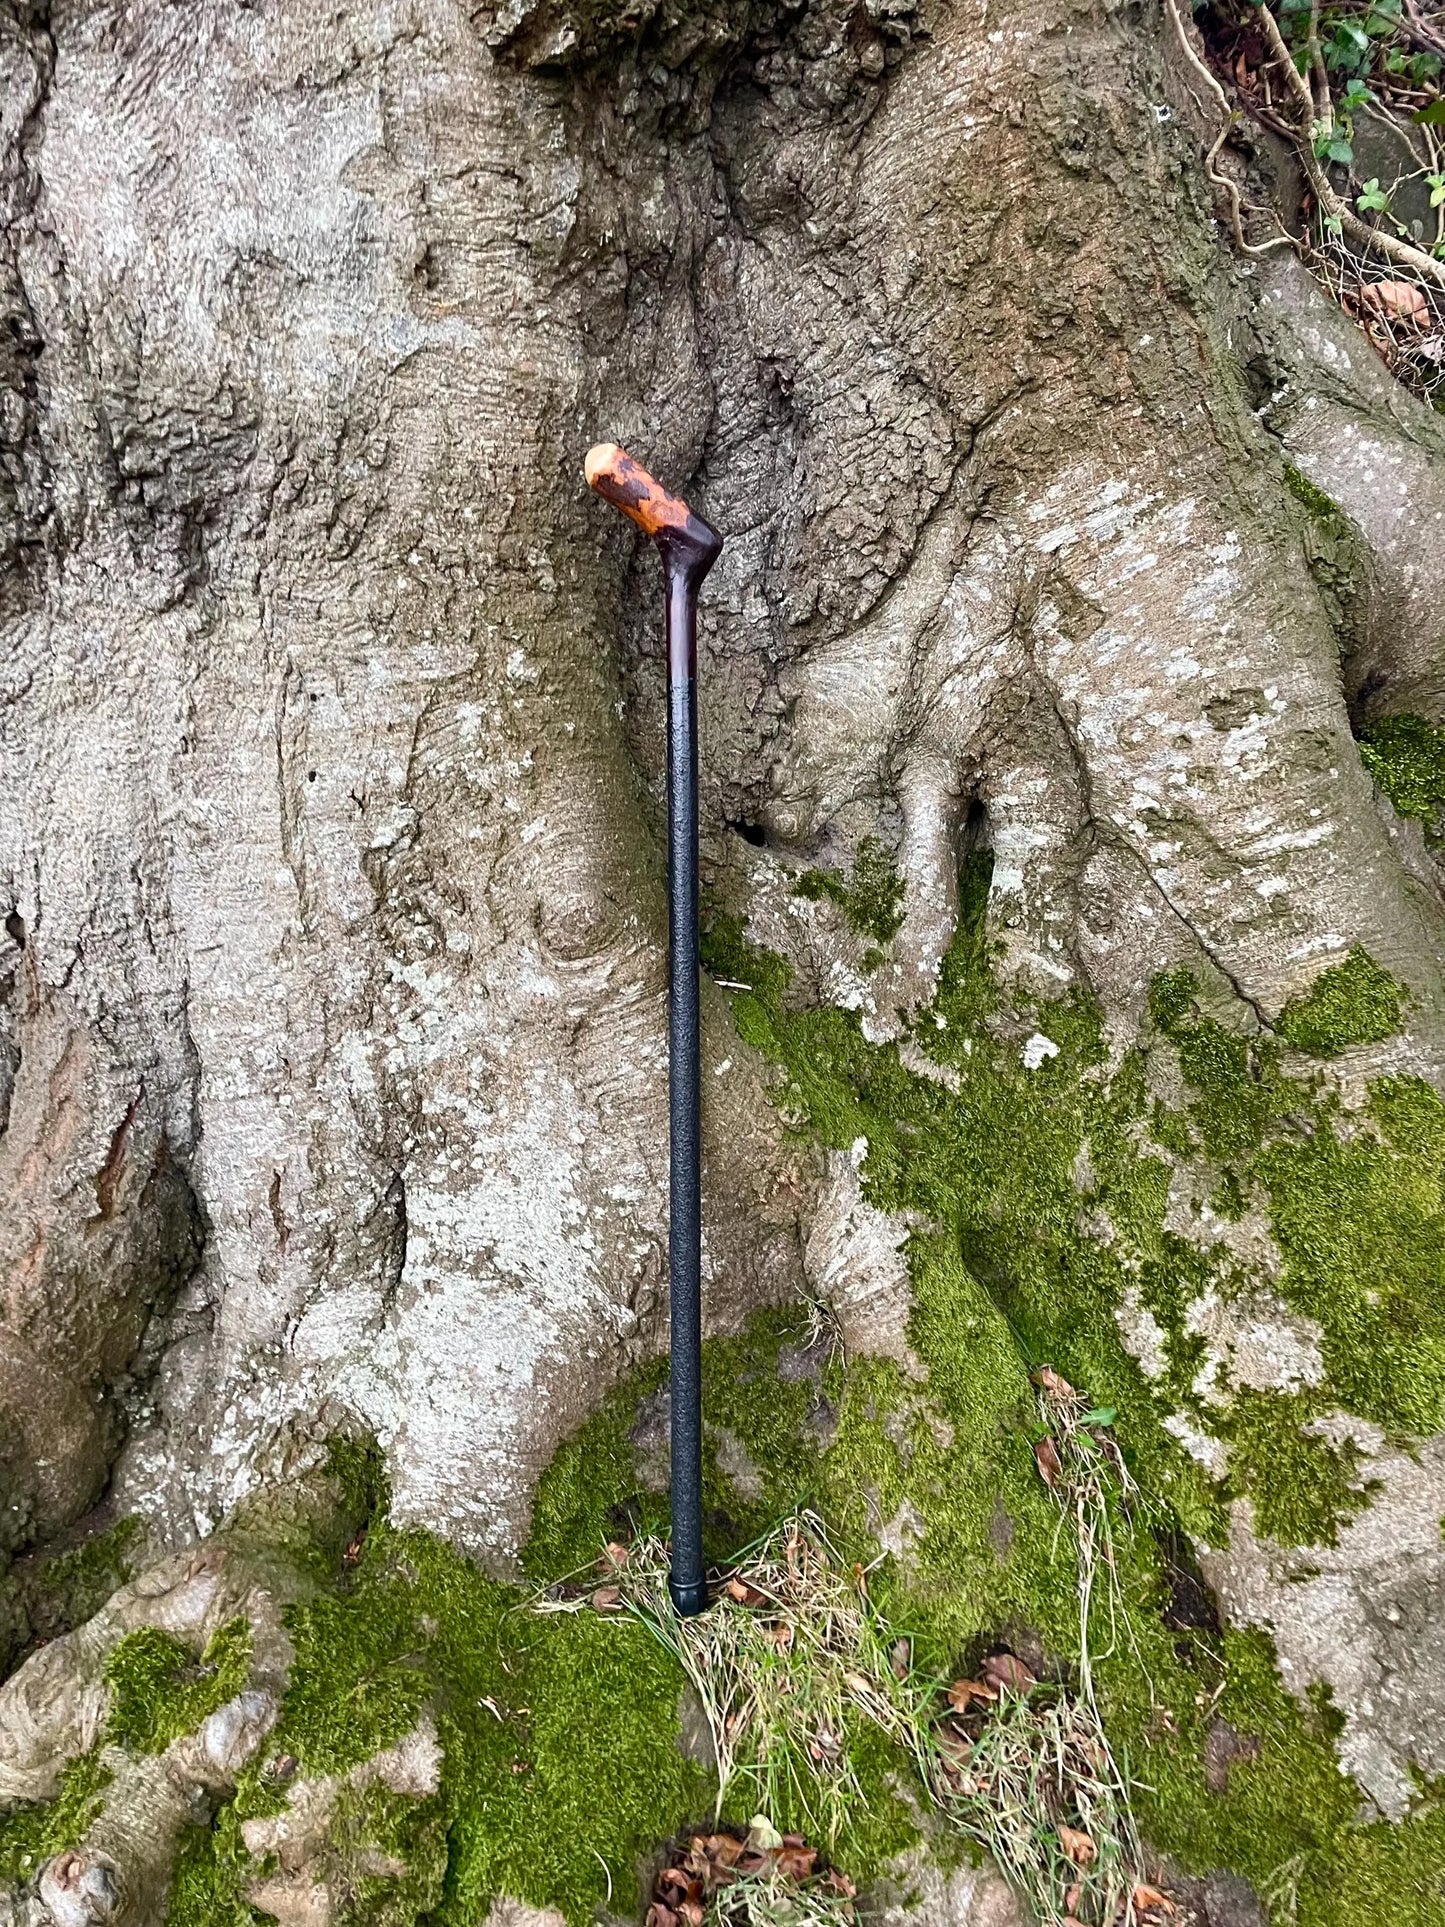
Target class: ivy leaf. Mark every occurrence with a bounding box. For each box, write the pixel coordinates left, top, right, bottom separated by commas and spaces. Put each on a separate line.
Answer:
1324, 135, 1355, 164
1357, 178, 1392, 212
1081, 1406, 1118, 1427
1414, 99, 1445, 125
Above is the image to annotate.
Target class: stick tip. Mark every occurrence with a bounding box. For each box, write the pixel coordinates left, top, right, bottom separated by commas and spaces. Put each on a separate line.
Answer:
584, 442, 624, 490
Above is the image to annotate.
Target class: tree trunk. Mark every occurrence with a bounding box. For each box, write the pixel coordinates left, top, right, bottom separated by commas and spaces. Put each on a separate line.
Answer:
3, 0, 1445, 1917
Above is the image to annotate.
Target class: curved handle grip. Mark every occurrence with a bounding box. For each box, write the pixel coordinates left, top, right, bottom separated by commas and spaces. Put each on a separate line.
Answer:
584, 443, 721, 568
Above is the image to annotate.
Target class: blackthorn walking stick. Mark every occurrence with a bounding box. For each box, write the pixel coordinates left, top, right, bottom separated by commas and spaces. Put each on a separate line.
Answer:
585, 442, 722, 1617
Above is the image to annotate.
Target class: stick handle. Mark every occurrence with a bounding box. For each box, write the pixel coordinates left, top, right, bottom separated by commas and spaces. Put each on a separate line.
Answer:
585, 443, 723, 571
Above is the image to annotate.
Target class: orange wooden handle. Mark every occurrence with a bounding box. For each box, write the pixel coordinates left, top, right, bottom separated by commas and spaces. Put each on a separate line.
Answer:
584, 442, 697, 539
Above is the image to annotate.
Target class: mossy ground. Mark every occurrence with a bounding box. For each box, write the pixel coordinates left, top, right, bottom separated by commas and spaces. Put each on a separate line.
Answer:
7, 855, 1445, 1924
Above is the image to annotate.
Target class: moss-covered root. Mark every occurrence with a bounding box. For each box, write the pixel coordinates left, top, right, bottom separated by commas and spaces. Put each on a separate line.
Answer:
0, 1415, 375, 1921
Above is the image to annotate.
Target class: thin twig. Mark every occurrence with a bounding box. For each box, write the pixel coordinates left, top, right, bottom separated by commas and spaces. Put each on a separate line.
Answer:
1254, 0, 1445, 289
1306, 0, 1334, 136
1163, 0, 1301, 256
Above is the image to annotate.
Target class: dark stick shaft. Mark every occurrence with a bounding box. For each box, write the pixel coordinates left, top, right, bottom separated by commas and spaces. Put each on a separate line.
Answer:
582, 441, 720, 1619
664, 551, 705, 1618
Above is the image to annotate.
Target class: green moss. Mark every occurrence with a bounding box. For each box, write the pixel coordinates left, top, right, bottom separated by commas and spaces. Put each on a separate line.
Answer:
1277, 948, 1404, 1056
170, 1448, 708, 1927
436, 1598, 706, 1921
0, 1515, 143, 1678
271, 1560, 431, 1779
1283, 464, 1361, 627
0, 1749, 112, 1885
165, 1805, 261, 1927
793, 838, 906, 945
701, 910, 792, 1007
522, 1359, 671, 1584
1359, 712, 1445, 841
1222, 1390, 1378, 1546
104, 1616, 253, 1755
1284, 463, 1349, 532
331, 1776, 448, 1925
39, 1518, 142, 1632
1259, 1078, 1445, 1437
1149, 969, 1296, 1159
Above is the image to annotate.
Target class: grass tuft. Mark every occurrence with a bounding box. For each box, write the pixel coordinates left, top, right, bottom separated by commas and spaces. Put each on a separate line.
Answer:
591, 1515, 920, 1849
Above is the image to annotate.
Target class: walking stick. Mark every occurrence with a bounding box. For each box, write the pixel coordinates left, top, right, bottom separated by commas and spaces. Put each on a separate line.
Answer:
585, 442, 723, 1617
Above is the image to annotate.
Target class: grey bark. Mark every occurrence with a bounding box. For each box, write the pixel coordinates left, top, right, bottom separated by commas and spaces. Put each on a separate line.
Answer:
3, 0, 1445, 1898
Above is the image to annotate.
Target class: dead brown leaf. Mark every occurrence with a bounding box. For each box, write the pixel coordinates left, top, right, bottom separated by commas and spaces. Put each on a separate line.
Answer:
603, 1540, 631, 1568
946, 1678, 998, 1713
591, 1586, 622, 1612
723, 1576, 767, 1608
1034, 1435, 1063, 1490
1133, 1884, 1175, 1916
983, 1651, 1037, 1694
1033, 1364, 1076, 1400
777, 1846, 819, 1881
1361, 279, 1429, 328
697, 1834, 743, 1869
1057, 1824, 1096, 1869
890, 1637, 912, 1680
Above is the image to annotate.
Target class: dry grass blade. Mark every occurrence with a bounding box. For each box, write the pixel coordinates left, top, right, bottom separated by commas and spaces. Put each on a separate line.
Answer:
917, 1680, 1142, 1927
615, 1513, 922, 1848
546, 1385, 1157, 1927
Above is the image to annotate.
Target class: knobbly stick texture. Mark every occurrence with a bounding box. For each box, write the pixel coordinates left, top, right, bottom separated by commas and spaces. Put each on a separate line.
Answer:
585, 443, 697, 538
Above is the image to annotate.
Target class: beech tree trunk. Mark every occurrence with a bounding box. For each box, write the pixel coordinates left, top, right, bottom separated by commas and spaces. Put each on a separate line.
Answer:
3, 0, 1445, 1912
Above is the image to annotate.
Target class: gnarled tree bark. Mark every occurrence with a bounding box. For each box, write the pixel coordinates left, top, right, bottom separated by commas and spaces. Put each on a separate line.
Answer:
3, 0, 1445, 1913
